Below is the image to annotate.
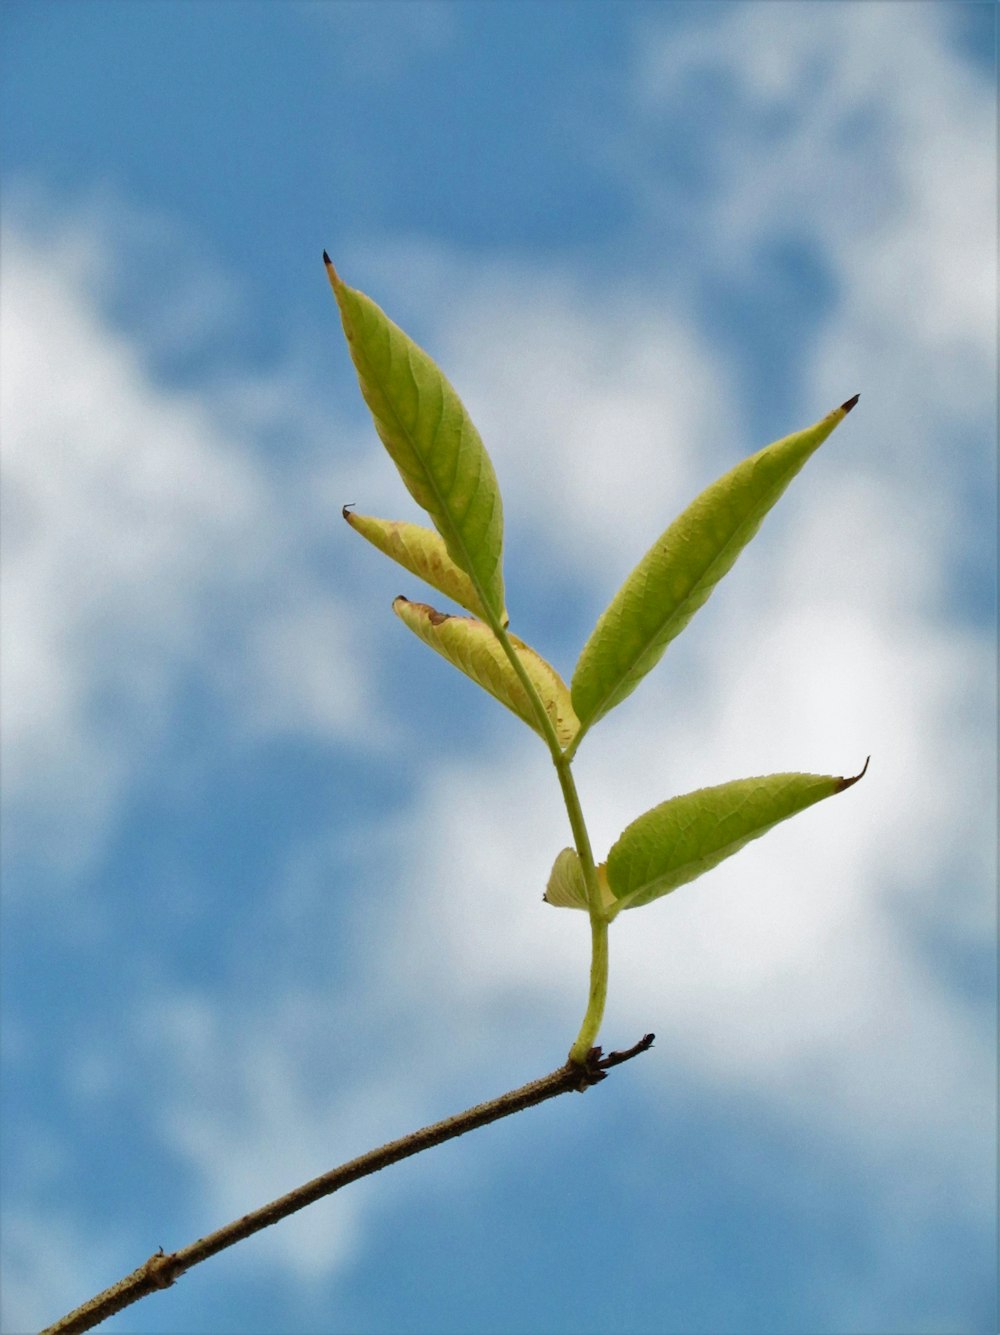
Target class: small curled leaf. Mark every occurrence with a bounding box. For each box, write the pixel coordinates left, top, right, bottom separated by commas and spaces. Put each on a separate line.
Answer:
393, 598, 579, 748
544, 847, 616, 915
544, 848, 589, 910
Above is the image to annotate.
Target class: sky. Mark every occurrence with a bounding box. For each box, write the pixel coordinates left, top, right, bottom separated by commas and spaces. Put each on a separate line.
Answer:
0, 3, 996, 1334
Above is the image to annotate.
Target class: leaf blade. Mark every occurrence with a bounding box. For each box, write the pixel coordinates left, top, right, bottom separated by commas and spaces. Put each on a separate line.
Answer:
606, 762, 868, 910
327, 257, 505, 622
571, 397, 859, 734
343, 509, 509, 626
392, 598, 579, 748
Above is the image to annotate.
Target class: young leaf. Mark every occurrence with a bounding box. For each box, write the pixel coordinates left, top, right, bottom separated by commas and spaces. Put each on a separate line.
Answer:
343, 509, 509, 626
605, 762, 868, 911
326, 256, 505, 623
543, 847, 616, 915
544, 848, 590, 909
571, 396, 859, 737
392, 598, 579, 748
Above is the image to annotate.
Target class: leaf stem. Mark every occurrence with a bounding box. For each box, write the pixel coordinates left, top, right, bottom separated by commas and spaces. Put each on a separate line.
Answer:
547, 752, 610, 1061
567, 913, 610, 1064
550, 756, 602, 918
489, 616, 566, 761
488, 616, 611, 1066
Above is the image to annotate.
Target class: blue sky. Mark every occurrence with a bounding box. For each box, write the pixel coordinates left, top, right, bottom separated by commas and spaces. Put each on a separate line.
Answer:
1, 4, 995, 1333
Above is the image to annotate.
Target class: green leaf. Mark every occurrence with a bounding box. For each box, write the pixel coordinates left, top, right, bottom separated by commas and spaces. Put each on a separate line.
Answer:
343, 509, 509, 626
543, 847, 616, 914
392, 598, 579, 748
326, 256, 505, 623
570, 396, 860, 737
605, 761, 869, 910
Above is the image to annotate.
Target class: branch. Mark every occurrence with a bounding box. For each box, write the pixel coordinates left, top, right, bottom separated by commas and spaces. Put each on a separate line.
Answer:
42, 1034, 654, 1335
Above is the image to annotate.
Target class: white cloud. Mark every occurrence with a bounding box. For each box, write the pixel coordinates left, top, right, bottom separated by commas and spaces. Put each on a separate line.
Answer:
0, 210, 376, 877
630, 2, 994, 434
450, 279, 743, 584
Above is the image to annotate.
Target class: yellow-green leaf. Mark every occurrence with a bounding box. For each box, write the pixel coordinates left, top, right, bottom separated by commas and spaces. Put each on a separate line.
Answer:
326, 256, 505, 623
544, 847, 589, 909
571, 397, 859, 740
343, 509, 509, 626
393, 598, 579, 748
606, 762, 868, 910
543, 847, 616, 914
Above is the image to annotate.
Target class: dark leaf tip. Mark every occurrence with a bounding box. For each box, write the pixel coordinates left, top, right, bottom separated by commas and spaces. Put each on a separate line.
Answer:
342, 503, 356, 521
837, 755, 870, 791
322, 251, 341, 287
840, 393, 860, 414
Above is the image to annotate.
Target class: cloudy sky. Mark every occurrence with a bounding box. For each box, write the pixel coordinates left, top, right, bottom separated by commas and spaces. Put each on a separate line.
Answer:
1, 3, 995, 1333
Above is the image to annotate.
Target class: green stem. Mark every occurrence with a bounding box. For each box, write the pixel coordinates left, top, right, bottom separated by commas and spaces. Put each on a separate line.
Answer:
567, 914, 609, 1064
547, 754, 611, 1066
488, 617, 610, 1067
550, 756, 600, 906
488, 615, 566, 763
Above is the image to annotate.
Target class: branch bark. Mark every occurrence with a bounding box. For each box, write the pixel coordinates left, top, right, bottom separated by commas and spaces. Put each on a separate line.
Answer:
42, 1034, 654, 1335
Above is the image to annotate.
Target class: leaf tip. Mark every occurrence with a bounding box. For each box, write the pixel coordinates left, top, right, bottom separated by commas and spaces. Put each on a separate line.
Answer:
837, 755, 870, 791
342, 503, 356, 522
840, 392, 860, 415
393, 595, 452, 626
323, 251, 342, 292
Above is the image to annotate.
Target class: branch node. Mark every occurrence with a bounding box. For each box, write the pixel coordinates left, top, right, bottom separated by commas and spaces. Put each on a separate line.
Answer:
569, 1032, 655, 1089
599, 1032, 655, 1071
144, 1248, 183, 1290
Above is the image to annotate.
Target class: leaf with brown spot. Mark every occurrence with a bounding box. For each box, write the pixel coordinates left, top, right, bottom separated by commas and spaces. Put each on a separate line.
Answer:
393, 598, 579, 748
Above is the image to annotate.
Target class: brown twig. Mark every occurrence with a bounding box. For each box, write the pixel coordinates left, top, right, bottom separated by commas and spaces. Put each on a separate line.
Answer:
41, 1035, 654, 1335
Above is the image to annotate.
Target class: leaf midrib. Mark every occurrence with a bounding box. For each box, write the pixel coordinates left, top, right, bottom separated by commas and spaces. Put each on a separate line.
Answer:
583, 455, 796, 726
612, 812, 787, 910
364, 319, 497, 619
